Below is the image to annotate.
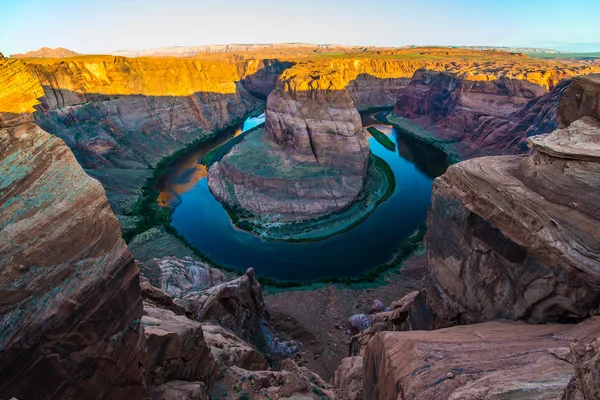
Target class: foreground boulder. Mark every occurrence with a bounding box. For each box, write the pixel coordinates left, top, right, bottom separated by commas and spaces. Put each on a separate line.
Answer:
143, 303, 216, 387
0, 123, 146, 399
364, 318, 600, 400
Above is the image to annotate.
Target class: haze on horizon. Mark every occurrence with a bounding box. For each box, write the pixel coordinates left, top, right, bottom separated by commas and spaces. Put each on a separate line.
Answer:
1, 0, 600, 55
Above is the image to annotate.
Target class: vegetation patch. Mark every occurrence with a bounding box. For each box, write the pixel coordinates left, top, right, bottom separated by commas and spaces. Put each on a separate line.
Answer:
378, 111, 461, 164
368, 126, 396, 151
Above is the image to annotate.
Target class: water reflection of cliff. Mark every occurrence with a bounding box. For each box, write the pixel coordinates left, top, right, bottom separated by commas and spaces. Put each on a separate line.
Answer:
157, 126, 242, 207
157, 113, 265, 207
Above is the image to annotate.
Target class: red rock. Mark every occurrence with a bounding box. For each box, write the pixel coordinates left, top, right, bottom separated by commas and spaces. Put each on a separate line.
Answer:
143, 303, 216, 387
364, 319, 600, 400
0, 123, 146, 399
176, 272, 264, 341
333, 356, 363, 400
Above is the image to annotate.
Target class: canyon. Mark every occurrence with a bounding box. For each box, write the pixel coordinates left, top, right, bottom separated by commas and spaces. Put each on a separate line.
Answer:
1, 46, 600, 400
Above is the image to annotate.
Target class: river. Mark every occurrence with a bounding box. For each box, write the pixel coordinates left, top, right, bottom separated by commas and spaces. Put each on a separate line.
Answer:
156, 111, 448, 281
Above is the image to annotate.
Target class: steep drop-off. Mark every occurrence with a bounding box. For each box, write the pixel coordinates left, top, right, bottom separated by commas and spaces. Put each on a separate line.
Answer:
0, 120, 146, 399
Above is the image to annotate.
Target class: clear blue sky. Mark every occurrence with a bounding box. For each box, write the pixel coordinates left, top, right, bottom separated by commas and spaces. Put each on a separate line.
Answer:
1, 0, 599, 55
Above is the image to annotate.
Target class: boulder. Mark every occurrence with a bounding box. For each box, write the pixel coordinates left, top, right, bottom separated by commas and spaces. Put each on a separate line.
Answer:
202, 323, 269, 371
140, 275, 186, 315
143, 303, 216, 387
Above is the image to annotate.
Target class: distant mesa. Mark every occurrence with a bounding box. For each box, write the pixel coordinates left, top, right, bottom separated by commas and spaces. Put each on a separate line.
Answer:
11, 47, 79, 58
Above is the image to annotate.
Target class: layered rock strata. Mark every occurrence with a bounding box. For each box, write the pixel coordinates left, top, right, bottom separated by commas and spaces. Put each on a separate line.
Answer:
0, 122, 146, 399
420, 116, 600, 328
208, 65, 372, 221
363, 318, 600, 400
391, 70, 600, 158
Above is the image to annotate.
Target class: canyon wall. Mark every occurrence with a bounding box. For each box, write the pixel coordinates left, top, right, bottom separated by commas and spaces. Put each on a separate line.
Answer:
391, 64, 600, 159
0, 116, 146, 398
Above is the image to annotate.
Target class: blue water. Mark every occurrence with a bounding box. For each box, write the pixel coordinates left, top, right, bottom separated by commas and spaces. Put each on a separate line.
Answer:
159, 113, 448, 281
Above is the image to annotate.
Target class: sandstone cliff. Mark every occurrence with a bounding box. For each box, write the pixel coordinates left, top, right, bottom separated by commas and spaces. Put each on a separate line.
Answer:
391, 66, 600, 159
0, 122, 146, 399
208, 63, 372, 222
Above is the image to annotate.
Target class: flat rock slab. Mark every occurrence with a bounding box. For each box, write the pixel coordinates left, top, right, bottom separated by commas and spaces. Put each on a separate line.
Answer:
364, 318, 600, 400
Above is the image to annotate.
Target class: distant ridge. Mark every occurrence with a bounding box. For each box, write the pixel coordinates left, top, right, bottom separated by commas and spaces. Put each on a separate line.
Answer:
11, 47, 79, 58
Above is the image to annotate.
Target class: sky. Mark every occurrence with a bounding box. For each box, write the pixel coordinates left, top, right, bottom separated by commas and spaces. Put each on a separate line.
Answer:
1, 0, 600, 55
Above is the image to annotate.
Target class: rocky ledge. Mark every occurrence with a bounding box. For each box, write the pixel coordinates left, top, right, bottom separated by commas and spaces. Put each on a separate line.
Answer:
422, 114, 600, 327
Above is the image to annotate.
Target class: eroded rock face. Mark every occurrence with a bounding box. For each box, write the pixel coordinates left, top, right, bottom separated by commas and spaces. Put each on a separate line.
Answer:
0, 123, 146, 399
202, 323, 269, 371
216, 359, 338, 400
363, 319, 600, 400
265, 73, 369, 175
143, 303, 217, 387
177, 269, 265, 341
392, 69, 599, 158
333, 356, 363, 400
208, 65, 372, 222
565, 336, 600, 400
421, 116, 600, 328
139, 256, 227, 298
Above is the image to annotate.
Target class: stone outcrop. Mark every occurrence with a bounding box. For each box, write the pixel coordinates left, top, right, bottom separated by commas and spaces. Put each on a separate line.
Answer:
177, 269, 264, 340
420, 113, 600, 328
0, 122, 146, 399
216, 359, 338, 400
363, 318, 600, 400
202, 323, 269, 371
139, 256, 227, 298
564, 335, 600, 400
142, 303, 217, 387
150, 380, 208, 400
333, 356, 363, 400
208, 63, 372, 222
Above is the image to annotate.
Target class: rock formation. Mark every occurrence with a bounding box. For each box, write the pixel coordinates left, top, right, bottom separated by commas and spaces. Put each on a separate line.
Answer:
0, 121, 146, 398
390, 69, 600, 159
208, 62, 381, 221
142, 303, 217, 387
139, 256, 226, 298
421, 113, 600, 328
363, 318, 600, 400
177, 269, 265, 340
